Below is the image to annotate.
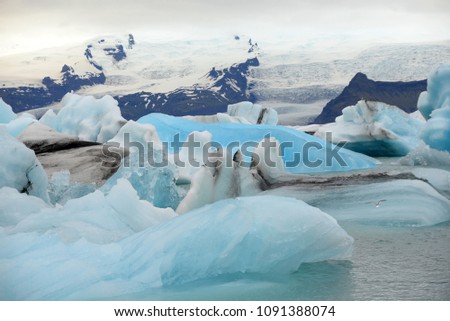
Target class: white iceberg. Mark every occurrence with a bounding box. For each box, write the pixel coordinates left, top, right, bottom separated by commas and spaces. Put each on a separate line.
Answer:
105, 120, 184, 209
0, 129, 49, 202
267, 179, 450, 227
1, 113, 37, 137
227, 101, 278, 125
40, 93, 126, 143
2, 179, 176, 242
315, 100, 424, 157
0, 98, 16, 124
184, 101, 278, 125
39, 109, 58, 129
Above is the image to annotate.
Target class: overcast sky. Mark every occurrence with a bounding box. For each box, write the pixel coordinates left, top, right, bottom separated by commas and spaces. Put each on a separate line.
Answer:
1, 0, 449, 55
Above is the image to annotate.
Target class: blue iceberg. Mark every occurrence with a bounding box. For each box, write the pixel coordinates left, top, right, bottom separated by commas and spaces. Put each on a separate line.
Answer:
137, 113, 377, 174
418, 64, 450, 153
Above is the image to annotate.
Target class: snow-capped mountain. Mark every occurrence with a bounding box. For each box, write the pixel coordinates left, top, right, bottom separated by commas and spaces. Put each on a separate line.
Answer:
0, 34, 260, 119
1, 35, 449, 123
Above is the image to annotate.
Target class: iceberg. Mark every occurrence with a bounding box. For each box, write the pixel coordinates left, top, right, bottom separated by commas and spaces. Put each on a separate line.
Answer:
137, 113, 377, 174
2, 179, 176, 242
0, 187, 48, 227
418, 64, 450, 120
38, 109, 58, 129
0, 195, 352, 300
40, 93, 126, 143
227, 101, 278, 125
0, 129, 49, 202
418, 64, 450, 152
0, 98, 16, 124
184, 101, 278, 125
400, 141, 450, 169
119, 196, 353, 289
314, 100, 424, 157
2, 114, 37, 137
267, 179, 450, 227
105, 121, 184, 209
176, 149, 261, 214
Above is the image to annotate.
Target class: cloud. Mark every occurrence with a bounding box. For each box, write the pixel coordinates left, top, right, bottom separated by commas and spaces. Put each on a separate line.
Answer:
0, 0, 449, 54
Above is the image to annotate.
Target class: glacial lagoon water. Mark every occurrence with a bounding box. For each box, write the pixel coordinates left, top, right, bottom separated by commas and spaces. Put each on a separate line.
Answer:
122, 222, 450, 301
119, 160, 450, 301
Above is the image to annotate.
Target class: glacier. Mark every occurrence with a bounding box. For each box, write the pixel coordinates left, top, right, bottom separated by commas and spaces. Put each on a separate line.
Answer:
418, 64, 450, 153
315, 100, 424, 157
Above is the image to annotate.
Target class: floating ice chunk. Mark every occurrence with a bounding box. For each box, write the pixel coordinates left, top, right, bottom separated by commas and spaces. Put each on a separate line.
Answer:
400, 141, 450, 168
176, 149, 261, 214
183, 102, 278, 125
410, 167, 450, 198
421, 104, 450, 152
184, 113, 252, 124
6, 179, 176, 244
315, 100, 424, 157
0, 187, 48, 227
227, 101, 278, 125
43, 93, 126, 143
108, 120, 161, 149
0, 129, 49, 202
47, 170, 96, 205
138, 113, 377, 174
122, 196, 353, 288
267, 179, 450, 227
418, 64, 450, 153
2, 114, 37, 137
0, 195, 352, 299
0, 98, 17, 124
105, 120, 183, 209
418, 64, 450, 120
39, 109, 58, 129
252, 137, 285, 184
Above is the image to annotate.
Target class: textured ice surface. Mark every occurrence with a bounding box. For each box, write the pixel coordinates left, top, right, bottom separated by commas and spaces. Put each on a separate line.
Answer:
1, 179, 175, 241
106, 121, 183, 209
0, 187, 48, 226
176, 150, 261, 213
47, 170, 96, 205
400, 141, 450, 169
39, 109, 58, 128
0, 98, 16, 124
227, 101, 278, 125
266, 179, 450, 227
2, 114, 36, 137
315, 100, 424, 157
0, 129, 49, 202
41, 93, 126, 143
184, 102, 278, 125
137, 113, 377, 174
418, 64, 450, 152
0, 195, 352, 300
410, 167, 450, 198
418, 64, 450, 120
